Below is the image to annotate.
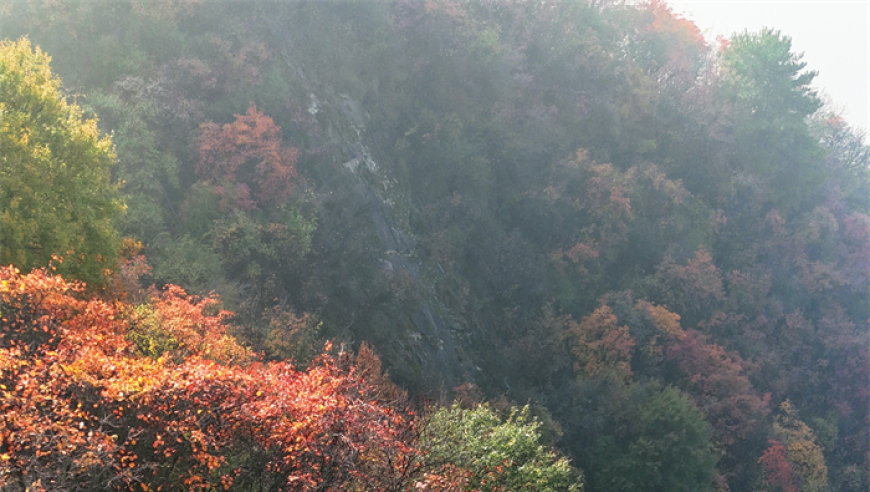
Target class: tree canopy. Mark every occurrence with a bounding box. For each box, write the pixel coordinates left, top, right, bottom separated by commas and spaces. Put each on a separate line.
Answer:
1, 1, 868, 491
0, 38, 124, 286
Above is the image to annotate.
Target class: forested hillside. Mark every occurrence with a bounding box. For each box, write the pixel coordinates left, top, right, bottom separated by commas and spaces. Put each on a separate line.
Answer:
1, 1, 868, 491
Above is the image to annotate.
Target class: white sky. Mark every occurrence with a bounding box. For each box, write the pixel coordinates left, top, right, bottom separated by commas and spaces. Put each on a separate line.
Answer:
666, 0, 870, 135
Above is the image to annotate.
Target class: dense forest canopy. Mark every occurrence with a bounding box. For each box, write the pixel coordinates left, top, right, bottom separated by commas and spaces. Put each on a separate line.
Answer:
1, 1, 868, 491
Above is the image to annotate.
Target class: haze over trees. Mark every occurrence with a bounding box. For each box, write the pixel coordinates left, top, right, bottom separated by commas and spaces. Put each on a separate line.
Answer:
1, 1, 868, 491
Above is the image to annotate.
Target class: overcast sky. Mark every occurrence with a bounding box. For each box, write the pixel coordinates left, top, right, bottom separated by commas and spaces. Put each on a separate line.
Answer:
666, 0, 870, 135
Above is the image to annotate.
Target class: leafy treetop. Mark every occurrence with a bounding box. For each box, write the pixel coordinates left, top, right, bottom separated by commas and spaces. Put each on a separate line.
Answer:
0, 38, 124, 286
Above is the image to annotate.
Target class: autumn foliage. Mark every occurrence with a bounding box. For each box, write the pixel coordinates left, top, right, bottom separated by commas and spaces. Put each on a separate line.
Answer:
569, 305, 635, 383
0, 266, 417, 491
0, 264, 577, 491
760, 440, 798, 492
666, 330, 770, 446
197, 105, 298, 210
4, 2, 870, 491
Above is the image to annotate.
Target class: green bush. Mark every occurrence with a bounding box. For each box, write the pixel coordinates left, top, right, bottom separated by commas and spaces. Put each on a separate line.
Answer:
421, 403, 582, 491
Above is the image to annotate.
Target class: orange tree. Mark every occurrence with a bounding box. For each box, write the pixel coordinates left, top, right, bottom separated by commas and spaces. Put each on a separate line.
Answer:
0, 265, 419, 491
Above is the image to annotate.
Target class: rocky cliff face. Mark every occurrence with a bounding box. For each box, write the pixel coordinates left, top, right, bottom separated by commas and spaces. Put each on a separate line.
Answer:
284, 71, 481, 391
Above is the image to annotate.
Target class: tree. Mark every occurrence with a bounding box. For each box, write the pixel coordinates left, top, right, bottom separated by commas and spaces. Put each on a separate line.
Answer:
0, 266, 419, 491
812, 114, 870, 211
719, 29, 819, 120
196, 104, 297, 210
0, 38, 124, 286
651, 249, 725, 328
759, 440, 799, 492
761, 401, 830, 492
666, 330, 770, 446
86, 75, 190, 248
625, 0, 707, 86
420, 403, 581, 492
717, 29, 824, 212
182, 103, 313, 329
569, 305, 635, 384
588, 382, 718, 492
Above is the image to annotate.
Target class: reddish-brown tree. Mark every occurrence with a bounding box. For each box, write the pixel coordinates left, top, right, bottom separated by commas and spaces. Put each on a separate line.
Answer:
569, 305, 635, 383
759, 440, 799, 492
197, 105, 297, 210
666, 330, 770, 446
